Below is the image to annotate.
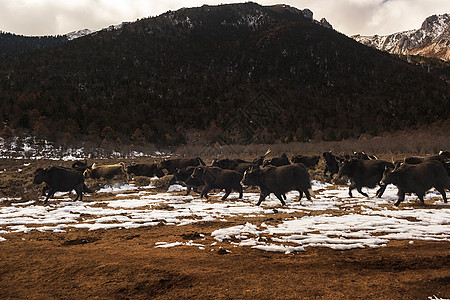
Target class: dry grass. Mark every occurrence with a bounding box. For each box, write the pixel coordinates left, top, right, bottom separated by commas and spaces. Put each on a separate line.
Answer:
173, 132, 450, 160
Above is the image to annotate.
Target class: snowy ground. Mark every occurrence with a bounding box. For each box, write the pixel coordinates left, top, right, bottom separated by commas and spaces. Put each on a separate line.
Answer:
1, 179, 449, 253
0, 136, 169, 159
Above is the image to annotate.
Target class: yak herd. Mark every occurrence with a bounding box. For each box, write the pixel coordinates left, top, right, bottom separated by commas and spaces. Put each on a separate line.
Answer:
33, 150, 450, 207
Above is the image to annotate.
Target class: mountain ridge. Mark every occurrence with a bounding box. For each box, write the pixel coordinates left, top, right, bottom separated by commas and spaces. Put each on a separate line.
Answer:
0, 3, 448, 146
0, 31, 68, 57
0, 3, 334, 58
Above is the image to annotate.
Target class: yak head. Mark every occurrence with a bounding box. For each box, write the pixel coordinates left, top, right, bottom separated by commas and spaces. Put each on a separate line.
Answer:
154, 167, 165, 178
71, 159, 89, 173
33, 168, 47, 184
191, 166, 217, 183
337, 159, 351, 178
211, 159, 229, 169
380, 165, 397, 186
170, 168, 187, 185
191, 166, 205, 179
241, 166, 262, 187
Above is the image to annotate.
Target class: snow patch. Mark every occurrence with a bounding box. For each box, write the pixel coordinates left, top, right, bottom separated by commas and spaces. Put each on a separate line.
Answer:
0, 181, 448, 254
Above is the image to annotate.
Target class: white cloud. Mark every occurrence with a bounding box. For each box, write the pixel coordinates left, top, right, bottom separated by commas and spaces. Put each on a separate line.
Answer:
290, 0, 450, 35
0, 0, 448, 36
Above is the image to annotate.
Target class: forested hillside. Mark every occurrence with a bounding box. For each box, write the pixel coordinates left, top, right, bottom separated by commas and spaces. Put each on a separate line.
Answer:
0, 3, 448, 146
0, 31, 67, 57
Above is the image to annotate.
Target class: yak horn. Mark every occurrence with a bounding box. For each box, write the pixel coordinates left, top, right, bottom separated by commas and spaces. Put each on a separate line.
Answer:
264, 148, 271, 156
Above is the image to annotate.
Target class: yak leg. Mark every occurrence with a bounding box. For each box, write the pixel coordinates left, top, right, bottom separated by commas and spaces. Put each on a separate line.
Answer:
74, 189, 81, 201
435, 186, 448, 203
416, 193, 425, 205
44, 189, 56, 204
74, 183, 83, 201
237, 185, 243, 199
221, 189, 231, 201
42, 185, 50, 196
357, 186, 369, 198
185, 187, 192, 196
352, 182, 369, 197
394, 190, 406, 207
274, 193, 286, 205
256, 193, 268, 206
194, 186, 203, 194
297, 190, 304, 201
303, 189, 313, 201
201, 185, 211, 199
376, 184, 387, 198
348, 183, 356, 198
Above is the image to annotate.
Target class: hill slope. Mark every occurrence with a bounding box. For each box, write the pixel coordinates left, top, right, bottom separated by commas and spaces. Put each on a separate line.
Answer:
0, 31, 68, 57
0, 3, 448, 146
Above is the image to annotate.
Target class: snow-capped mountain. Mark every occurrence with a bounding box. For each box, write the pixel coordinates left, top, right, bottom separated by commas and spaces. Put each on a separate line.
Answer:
65, 28, 93, 41
64, 23, 128, 40
353, 14, 450, 61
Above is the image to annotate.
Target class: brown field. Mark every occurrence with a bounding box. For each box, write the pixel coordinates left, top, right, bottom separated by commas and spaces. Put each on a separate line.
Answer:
0, 149, 449, 299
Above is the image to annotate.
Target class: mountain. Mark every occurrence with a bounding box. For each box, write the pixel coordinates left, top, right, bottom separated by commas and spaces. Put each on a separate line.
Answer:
0, 21, 135, 57
0, 2, 448, 146
353, 14, 450, 61
65, 29, 94, 41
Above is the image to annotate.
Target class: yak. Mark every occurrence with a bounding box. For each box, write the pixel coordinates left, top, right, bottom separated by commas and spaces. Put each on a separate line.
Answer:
212, 158, 259, 174
381, 161, 450, 206
127, 163, 164, 178
242, 164, 313, 206
71, 159, 90, 173
263, 153, 290, 167
169, 166, 204, 196
291, 155, 320, 169
34, 166, 87, 204
323, 151, 340, 177
159, 157, 205, 175
83, 162, 128, 182
338, 159, 394, 198
191, 166, 243, 201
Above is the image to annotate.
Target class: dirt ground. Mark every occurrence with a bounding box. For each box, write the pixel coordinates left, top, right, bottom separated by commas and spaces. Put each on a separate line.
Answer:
0, 157, 449, 299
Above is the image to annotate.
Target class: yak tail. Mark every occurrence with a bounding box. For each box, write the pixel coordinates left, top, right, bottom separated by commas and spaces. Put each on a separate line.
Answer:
307, 188, 315, 198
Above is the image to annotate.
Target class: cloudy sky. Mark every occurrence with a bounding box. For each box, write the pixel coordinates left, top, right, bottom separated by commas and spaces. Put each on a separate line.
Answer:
0, 0, 449, 37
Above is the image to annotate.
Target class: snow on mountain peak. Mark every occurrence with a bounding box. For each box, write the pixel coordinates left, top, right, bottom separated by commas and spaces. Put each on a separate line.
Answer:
65, 29, 93, 41
353, 13, 450, 61
421, 14, 449, 33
